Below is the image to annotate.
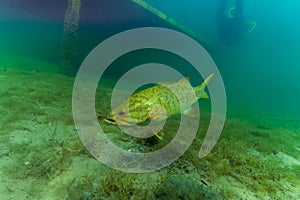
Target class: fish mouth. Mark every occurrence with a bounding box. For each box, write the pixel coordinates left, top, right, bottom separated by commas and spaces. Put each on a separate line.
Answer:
103, 117, 133, 126
103, 117, 117, 125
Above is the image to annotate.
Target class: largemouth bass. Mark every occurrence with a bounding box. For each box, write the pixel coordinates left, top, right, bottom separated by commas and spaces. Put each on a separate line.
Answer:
104, 74, 214, 138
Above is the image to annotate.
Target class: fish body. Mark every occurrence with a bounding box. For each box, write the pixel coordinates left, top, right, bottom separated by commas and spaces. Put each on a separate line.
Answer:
104, 73, 214, 126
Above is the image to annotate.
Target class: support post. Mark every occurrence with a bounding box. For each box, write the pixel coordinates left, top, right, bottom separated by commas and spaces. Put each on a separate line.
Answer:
60, 0, 82, 75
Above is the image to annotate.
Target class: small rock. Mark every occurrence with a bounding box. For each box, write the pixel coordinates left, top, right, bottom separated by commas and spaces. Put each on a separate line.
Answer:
155, 176, 227, 200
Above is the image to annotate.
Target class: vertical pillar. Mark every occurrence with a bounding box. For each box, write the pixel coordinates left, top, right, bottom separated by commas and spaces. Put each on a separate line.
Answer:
60, 0, 81, 75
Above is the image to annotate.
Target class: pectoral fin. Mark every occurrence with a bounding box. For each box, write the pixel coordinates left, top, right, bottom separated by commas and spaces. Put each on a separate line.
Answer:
148, 105, 168, 121
151, 126, 164, 140
183, 105, 197, 118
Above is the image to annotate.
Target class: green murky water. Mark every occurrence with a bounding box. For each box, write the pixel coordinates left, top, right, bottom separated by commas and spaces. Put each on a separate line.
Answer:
0, 0, 299, 199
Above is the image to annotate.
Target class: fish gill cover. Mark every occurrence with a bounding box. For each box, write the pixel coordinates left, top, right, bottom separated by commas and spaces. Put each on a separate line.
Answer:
0, 0, 299, 199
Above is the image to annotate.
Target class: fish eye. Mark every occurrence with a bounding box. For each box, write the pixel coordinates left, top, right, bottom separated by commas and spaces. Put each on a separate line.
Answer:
119, 111, 126, 116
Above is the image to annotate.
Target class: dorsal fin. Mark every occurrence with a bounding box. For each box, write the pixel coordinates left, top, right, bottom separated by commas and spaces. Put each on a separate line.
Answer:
180, 76, 190, 82
157, 80, 177, 85
158, 76, 190, 85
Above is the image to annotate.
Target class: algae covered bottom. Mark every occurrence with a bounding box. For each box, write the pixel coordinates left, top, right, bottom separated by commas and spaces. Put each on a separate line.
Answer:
0, 67, 299, 199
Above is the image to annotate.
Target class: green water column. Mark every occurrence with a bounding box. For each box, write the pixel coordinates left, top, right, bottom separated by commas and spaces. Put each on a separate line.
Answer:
131, 0, 216, 49
60, 0, 81, 75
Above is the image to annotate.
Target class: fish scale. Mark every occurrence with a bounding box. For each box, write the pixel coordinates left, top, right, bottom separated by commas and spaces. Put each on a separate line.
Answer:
104, 73, 214, 127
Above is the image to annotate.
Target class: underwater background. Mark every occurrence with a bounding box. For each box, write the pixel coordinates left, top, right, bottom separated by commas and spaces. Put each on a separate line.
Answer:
0, 0, 299, 199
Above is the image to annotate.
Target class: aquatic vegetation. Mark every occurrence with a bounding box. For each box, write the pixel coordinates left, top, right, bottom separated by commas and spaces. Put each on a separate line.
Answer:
155, 175, 225, 200
7, 125, 73, 179
1, 69, 299, 199
197, 118, 300, 198
66, 170, 159, 199
102, 171, 138, 198
0, 0, 299, 197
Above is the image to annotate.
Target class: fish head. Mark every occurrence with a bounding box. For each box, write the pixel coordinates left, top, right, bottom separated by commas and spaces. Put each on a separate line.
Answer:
104, 104, 137, 126
103, 111, 131, 126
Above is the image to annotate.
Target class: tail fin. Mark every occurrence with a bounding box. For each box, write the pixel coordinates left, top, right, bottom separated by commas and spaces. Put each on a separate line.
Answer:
195, 73, 215, 99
